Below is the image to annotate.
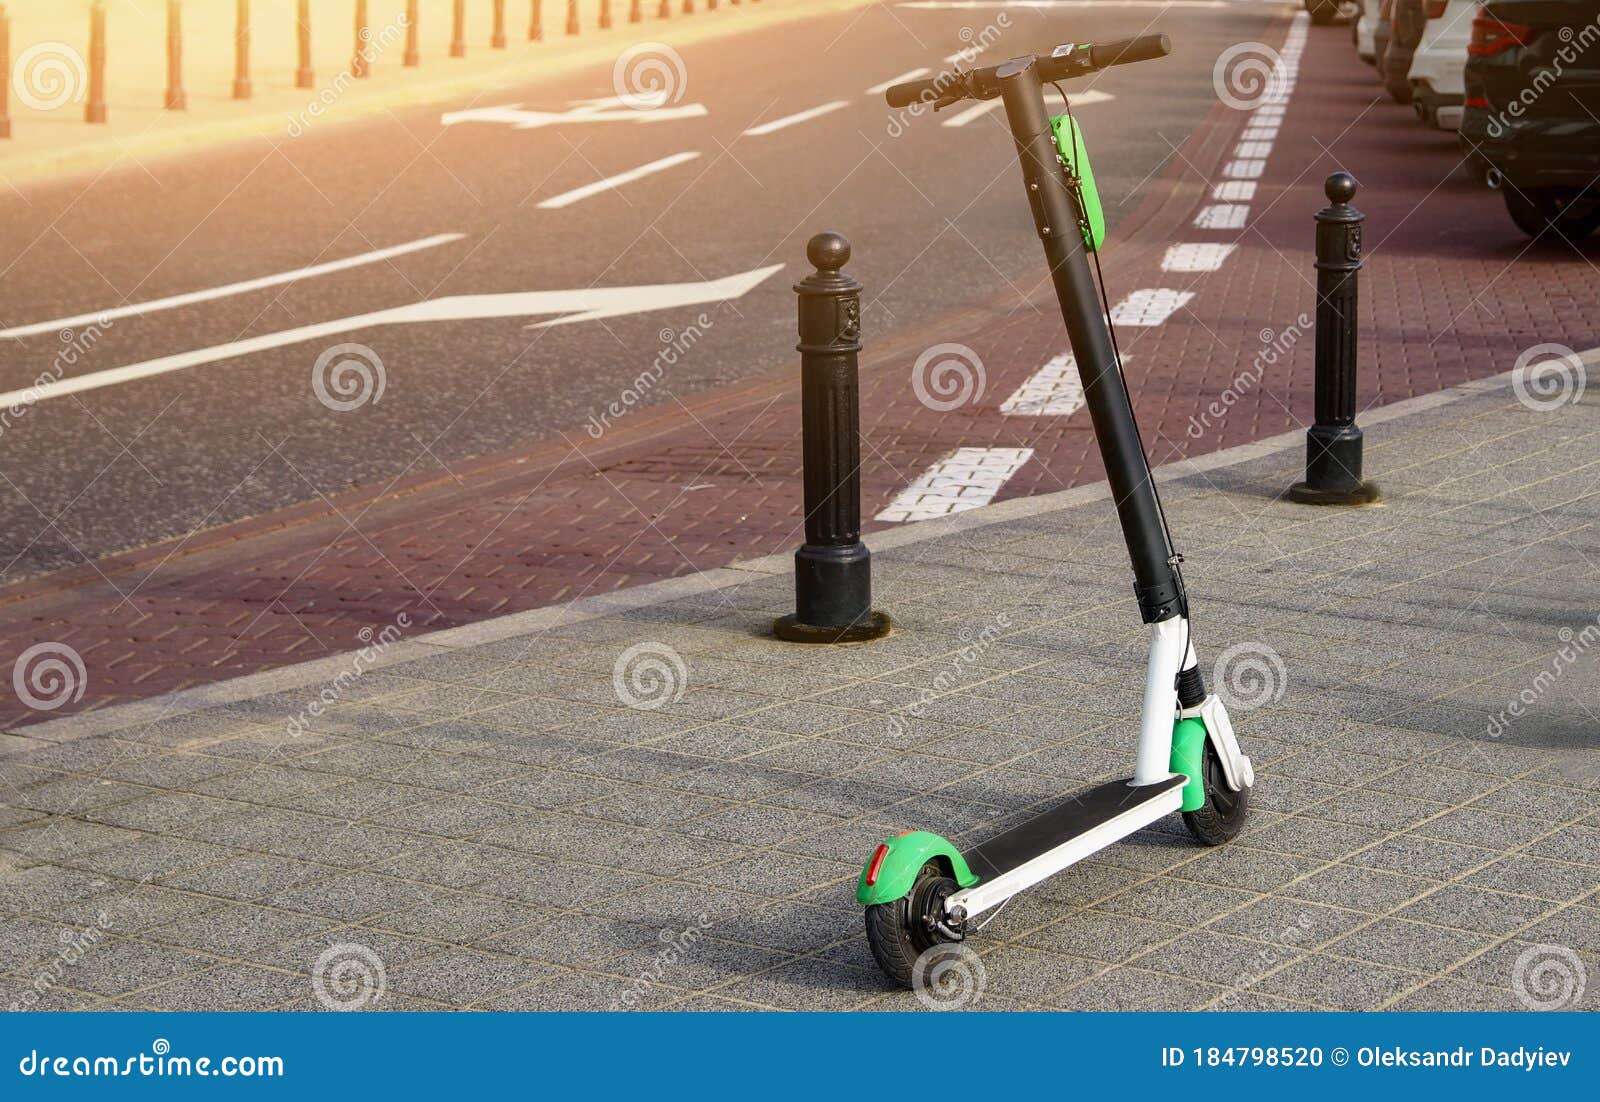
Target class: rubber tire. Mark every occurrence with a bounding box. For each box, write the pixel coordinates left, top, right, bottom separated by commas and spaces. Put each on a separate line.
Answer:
864, 860, 957, 989
1504, 187, 1600, 239
1182, 739, 1250, 846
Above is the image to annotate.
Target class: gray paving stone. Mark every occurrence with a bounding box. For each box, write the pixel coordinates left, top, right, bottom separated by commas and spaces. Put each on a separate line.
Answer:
1466, 855, 1600, 902
1388, 977, 1525, 1011
145, 903, 333, 958
1055, 966, 1229, 1012
131, 962, 309, 1011
1326, 919, 1497, 974
1250, 952, 1420, 1010
1347, 834, 1498, 882
1281, 864, 1432, 914
387, 947, 560, 1005
59, 938, 216, 997
1395, 884, 1553, 935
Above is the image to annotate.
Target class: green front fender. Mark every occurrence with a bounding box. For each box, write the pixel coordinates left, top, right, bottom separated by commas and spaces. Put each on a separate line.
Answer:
856, 831, 979, 905
1170, 716, 1208, 812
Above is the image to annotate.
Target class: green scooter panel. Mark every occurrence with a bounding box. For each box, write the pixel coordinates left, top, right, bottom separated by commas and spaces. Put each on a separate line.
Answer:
1050, 112, 1105, 251
856, 831, 979, 905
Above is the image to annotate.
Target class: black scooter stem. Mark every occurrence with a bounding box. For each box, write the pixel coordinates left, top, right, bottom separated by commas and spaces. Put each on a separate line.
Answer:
996, 58, 1182, 624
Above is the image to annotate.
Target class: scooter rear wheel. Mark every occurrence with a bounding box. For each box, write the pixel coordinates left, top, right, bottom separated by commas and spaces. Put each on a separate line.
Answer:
1182, 738, 1250, 846
865, 860, 959, 988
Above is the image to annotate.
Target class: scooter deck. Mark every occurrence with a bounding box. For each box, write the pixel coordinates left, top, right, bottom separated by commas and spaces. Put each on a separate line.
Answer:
953, 774, 1188, 916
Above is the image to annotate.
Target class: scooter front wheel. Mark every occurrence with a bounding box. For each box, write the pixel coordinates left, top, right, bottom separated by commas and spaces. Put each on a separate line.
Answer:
1182, 737, 1250, 846
865, 860, 960, 988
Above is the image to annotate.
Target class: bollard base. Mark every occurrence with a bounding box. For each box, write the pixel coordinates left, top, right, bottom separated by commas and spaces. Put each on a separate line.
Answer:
232, 80, 251, 101
1286, 481, 1382, 507
774, 611, 892, 645
295, 69, 314, 88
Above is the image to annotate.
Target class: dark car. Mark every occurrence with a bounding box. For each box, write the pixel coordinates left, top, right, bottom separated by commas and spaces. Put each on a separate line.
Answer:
1461, 0, 1600, 237
1382, 0, 1428, 102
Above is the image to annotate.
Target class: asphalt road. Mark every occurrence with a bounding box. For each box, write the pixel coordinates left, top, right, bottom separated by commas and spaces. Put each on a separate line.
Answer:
0, 0, 1279, 580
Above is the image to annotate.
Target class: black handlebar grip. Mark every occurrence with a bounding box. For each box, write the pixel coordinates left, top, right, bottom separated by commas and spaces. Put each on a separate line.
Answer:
884, 74, 949, 108
1089, 33, 1171, 70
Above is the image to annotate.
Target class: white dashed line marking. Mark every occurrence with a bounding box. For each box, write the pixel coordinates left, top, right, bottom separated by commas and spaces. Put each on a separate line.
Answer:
1108, 288, 1194, 327
1000, 352, 1088, 416
537, 152, 700, 209
742, 100, 851, 136
1223, 159, 1266, 179
1194, 204, 1249, 229
1241, 126, 1278, 141
1161, 243, 1237, 272
1211, 181, 1256, 201
877, 447, 1035, 522
1233, 140, 1273, 159
867, 68, 932, 95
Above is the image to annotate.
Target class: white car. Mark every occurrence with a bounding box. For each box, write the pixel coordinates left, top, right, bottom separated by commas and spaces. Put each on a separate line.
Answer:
1408, 0, 1475, 128
1356, 3, 1378, 63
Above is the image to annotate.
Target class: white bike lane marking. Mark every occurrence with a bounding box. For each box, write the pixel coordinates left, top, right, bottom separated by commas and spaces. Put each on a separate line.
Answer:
742, 101, 852, 136
876, 447, 1036, 523
866, 68, 931, 95
0, 266, 785, 409
0, 234, 466, 341
999, 352, 1092, 417
536, 152, 701, 209
440, 99, 709, 129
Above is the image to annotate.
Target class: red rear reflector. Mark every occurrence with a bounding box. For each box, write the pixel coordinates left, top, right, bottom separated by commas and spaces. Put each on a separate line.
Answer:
1469, 16, 1536, 56
1464, 95, 1489, 108
865, 844, 890, 886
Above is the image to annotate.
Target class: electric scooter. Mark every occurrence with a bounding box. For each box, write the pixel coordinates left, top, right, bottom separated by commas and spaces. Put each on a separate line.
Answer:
860, 35, 1256, 988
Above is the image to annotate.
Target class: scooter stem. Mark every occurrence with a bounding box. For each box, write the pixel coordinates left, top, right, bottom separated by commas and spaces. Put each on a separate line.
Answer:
996, 56, 1182, 624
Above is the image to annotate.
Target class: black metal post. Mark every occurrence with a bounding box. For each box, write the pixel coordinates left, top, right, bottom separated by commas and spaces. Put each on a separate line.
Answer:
997, 58, 1180, 623
164, 2, 186, 110
493, 0, 507, 46
566, 0, 579, 34
352, 0, 369, 77
774, 233, 891, 645
629, 0, 642, 22
657, 0, 671, 17
233, 0, 251, 99
451, 0, 466, 56
404, 0, 419, 66
529, 1, 542, 40
0, 6, 11, 139
85, 2, 107, 124
295, 0, 313, 87
600, 0, 612, 29
1289, 172, 1380, 506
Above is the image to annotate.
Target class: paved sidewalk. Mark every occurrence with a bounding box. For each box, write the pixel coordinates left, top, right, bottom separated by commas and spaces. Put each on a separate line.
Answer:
5, 11, 1599, 727
3, 370, 1596, 1011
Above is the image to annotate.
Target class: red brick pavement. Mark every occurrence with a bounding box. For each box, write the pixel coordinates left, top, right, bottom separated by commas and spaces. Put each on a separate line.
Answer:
3, 17, 1595, 727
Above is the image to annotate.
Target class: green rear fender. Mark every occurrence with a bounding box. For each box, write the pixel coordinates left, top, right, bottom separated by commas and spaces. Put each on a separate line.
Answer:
1170, 716, 1209, 812
856, 831, 979, 905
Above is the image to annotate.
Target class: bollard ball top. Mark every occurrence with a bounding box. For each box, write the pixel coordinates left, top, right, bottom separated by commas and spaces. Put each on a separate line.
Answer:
806, 232, 851, 273
1324, 172, 1358, 205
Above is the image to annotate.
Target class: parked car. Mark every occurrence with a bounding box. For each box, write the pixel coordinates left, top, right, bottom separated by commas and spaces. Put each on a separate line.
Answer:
1409, 0, 1475, 129
1382, 0, 1428, 102
1461, 0, 1600, 237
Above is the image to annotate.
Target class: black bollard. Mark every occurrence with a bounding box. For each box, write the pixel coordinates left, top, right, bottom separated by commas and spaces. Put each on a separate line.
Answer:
233, 0, 251, 99
774, 233, 892, 645
404, 0, 419, 66
566, 0, 579, 34
683, 0, 695, 13
529, 1, 542, 40
0, 5, 10, 139
657, 0, 671, 17
165, 2, 186, 109
451, 0, 466, 56
1288, 173, 1380, 506
85, 2, 107, 124
629, 0, 641, 22
493, 0, 507, 47
295, 0, 313, 87
352, 0, 369, 77
600, 0, 613, 29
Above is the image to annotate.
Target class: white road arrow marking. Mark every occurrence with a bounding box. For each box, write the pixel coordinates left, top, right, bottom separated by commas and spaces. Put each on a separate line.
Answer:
440, 101, 709, 130
0, 234, 465, 341
0, 265, 785, 409
536, 151, 700, 209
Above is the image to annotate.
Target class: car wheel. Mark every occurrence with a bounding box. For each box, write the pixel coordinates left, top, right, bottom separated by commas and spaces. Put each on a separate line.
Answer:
1504, 187, 1600, 239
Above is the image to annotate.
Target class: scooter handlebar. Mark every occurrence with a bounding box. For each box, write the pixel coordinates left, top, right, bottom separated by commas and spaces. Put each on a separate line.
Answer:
882, 33, 1171, 110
